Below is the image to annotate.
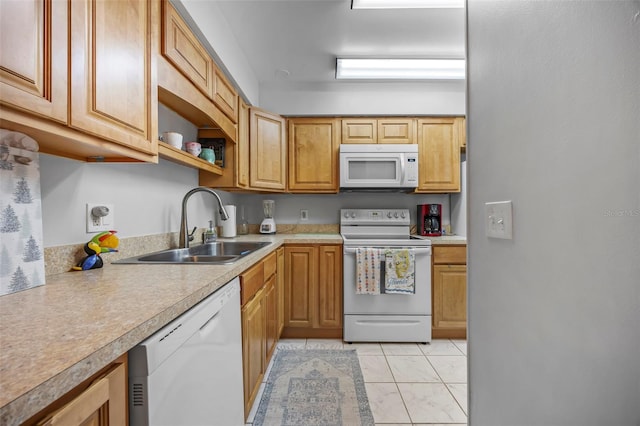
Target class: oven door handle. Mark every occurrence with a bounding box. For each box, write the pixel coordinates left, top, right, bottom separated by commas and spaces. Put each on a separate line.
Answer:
343, 247, 432, 255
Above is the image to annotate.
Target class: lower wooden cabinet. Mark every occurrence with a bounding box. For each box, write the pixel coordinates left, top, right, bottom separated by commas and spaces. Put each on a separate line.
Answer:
241, 286, 265, 418
276, 247, 285, 336
240, 251, 279, 419
30, 355, 127, 426
432, 245, 467, 339
264, 275, 278, 362
283, 244, 343, 338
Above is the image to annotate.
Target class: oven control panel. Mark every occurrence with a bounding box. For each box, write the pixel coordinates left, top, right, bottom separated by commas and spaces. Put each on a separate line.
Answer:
340, 209, 410, 225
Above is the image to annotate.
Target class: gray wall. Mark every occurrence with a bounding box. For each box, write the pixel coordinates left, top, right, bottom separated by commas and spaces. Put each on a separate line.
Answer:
467, 1, 640, 425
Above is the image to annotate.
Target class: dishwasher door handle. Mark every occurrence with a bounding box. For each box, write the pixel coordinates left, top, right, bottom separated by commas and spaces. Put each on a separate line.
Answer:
343, 247, 432, 255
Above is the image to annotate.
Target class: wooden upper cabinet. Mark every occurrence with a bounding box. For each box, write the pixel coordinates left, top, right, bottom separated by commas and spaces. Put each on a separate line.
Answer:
0, 0, 67, 123
288, 118, 340, 193
416, 117, 461, 193
342, 118, 377, 144
342, 118, 415, 144
162, 1, 212, 96
237, 99, 250, 187
249, 108, 286, 191
213, 68, 238, 123
378, 119, 415, 144
70, 0, 157, 155
456, 117, 466, 150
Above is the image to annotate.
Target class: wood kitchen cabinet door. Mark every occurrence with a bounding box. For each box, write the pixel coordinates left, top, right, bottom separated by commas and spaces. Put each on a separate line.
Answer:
456, 117, 466, 150
213, 68, 238, 123
416, 117, 461, 193
432, 245, 467, 339
283, 245, 343, 338
237, 99, 250, 188
70, 0, 157, 156
0, 0, 67, 123
317, 245, 343, 329
37, 360, 127, 426
241, 289, 265, 419
288, 118, 340, 193
284, 246, 316, 329
378, 118, 416, 144
162, 1, 212, 97
276, 247, 285, 336
432, 265, 467, 334
249, 108, 287, 191
264, 276, 278, 363
341, 118, 377, 144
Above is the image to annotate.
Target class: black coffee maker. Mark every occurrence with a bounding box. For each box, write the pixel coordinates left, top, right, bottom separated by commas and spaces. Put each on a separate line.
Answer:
417, 204, 442, 236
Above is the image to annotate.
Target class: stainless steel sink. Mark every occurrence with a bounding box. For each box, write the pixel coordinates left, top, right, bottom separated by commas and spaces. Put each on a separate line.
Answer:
114, 241, 271, 265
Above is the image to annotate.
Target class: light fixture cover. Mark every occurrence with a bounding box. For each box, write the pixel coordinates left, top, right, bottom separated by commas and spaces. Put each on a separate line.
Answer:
336, 58, 465, 80
351, 0, 464, 9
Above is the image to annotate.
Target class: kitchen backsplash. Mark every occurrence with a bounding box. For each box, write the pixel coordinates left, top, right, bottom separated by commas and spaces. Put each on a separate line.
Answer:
43, 224, 340, 276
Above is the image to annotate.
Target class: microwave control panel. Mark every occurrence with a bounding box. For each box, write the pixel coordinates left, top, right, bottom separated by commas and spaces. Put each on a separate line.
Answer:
405, 155, 418, 183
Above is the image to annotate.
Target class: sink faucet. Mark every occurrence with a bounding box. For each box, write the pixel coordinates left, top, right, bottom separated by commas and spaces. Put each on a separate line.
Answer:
179, 187, 229, 249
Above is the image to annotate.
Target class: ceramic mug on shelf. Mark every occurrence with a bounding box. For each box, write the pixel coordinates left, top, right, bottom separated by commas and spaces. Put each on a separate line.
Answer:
162, 131, 183, 149
184, 142, 201, 156
199, 148, 215, 163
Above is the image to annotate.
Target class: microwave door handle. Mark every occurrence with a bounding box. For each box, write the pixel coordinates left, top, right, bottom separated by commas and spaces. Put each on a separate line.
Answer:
399, 155, 406, 183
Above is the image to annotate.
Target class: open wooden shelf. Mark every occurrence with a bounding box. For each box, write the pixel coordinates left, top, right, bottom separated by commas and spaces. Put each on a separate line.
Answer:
158, 141, 223, 175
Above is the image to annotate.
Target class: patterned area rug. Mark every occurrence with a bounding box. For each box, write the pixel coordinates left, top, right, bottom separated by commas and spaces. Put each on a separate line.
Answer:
253, 349, 374, 426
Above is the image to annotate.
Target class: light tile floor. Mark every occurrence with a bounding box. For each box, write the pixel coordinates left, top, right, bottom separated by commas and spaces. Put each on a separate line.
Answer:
246, 338, 468, 426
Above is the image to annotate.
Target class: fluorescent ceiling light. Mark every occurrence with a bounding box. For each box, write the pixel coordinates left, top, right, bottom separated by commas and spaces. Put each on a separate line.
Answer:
336, 58, 465, 80
351, 0, 464, 9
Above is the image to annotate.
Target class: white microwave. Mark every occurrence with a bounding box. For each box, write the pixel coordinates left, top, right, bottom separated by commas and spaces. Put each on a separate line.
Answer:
339, 144, 419, 190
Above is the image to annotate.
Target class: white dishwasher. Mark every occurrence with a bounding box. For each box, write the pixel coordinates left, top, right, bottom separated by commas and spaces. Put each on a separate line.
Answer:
129, 277, 244, 426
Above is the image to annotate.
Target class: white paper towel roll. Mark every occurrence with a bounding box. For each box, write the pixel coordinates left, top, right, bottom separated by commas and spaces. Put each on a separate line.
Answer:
220, 205, 237, 237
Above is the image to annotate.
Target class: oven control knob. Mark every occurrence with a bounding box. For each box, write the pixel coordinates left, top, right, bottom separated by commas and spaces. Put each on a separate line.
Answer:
400, 212, 406, 218
350, 212, 356, 218
387, 212, 392, 218
344, 212, 349, 218
394, 212, 399, 218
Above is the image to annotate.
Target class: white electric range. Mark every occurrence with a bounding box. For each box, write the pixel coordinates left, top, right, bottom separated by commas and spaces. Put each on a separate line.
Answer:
341, 208, 432, 343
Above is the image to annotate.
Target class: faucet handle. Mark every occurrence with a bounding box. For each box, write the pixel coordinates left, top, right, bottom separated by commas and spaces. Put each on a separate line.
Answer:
187, 226, 197, 242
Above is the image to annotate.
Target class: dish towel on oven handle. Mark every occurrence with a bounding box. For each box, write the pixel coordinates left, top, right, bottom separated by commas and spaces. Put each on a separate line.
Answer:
355, 247, 382, 295
384, 248, 415, 294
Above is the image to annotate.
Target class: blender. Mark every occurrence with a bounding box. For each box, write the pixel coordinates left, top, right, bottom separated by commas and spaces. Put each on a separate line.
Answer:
260, 200, 276, 234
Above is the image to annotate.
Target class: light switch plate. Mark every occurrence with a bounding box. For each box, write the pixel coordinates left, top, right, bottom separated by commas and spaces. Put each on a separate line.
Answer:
485, 201, 513, 239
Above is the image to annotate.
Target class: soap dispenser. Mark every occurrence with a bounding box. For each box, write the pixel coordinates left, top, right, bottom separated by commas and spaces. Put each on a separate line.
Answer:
203, 220, 217, 243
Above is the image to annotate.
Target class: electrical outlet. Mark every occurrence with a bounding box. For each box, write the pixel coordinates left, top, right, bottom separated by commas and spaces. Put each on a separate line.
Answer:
86, 203, 115, 233
300, 209, 309, 221
485, 201, 513, 239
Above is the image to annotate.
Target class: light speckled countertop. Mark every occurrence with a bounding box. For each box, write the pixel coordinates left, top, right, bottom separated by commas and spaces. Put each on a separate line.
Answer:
0, 232, 464, 425
420, 235, 467, 245
0, 234, 342, 425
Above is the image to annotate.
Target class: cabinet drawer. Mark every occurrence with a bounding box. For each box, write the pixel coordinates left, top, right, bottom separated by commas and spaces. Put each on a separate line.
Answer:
263, 251, 277, 281
433, 245, 467, 265
241, 262, 264, 306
